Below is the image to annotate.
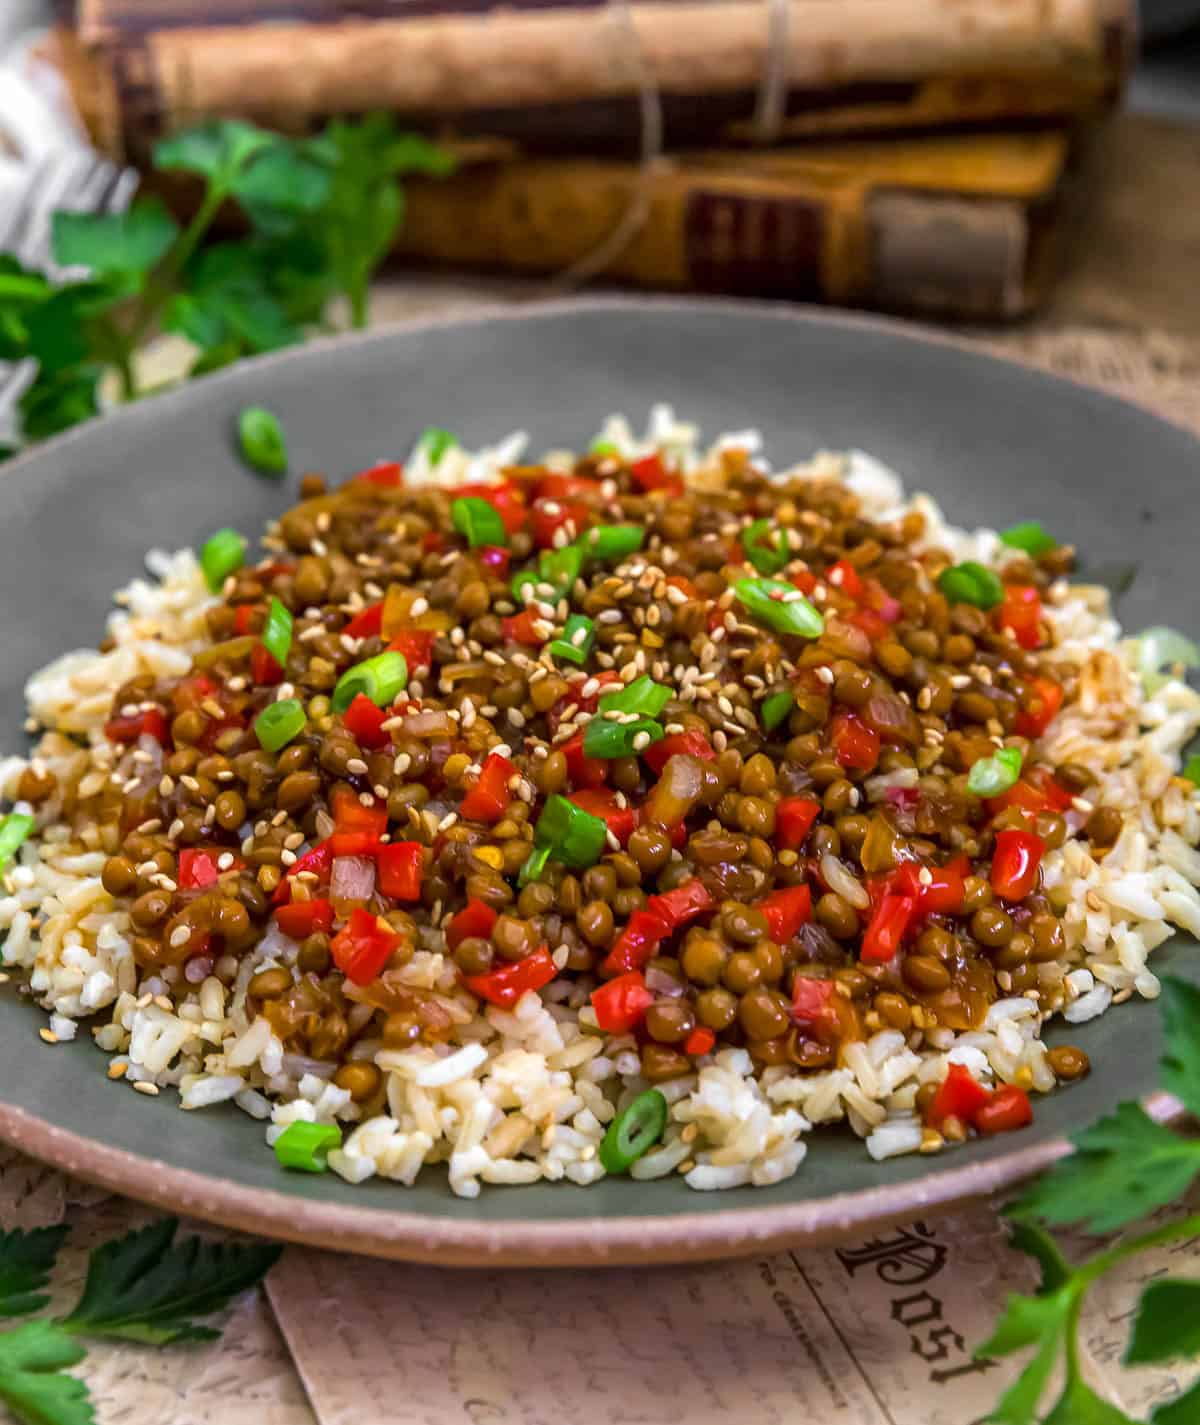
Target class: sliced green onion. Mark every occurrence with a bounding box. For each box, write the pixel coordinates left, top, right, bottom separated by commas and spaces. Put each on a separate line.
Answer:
254, 697, 307, 753
599, 1088, 668, 1174
967, 745, 1023, 797
274, 1120, 341, 1173
0, 813, 35, 871
741, 518, 789, 576
1182, 754, 1200, 787
937, 562, 1004, 610
1137, 627, 1200, 690
237, 406, 287, 476
760, 690, 794, 731
332, 651, 408, 712
538, 544, 584, 599
451, 496, 507, 549
734, 577, 824, 639
518, 845, 551, 887
199, 528, 246, 592
1000, 521, 1057, 558
415, 427, 458, 466
599, 675, 672, 719
534, 795, 607, 868
579, 524, 644, 561
583, 716, 664, 760
549, 614, 596, 666
589, 438, 621, 456
260, 596, 293, 669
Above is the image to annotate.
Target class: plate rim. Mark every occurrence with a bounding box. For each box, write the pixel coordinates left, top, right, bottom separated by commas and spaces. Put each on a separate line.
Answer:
1, 293, 1194, 1264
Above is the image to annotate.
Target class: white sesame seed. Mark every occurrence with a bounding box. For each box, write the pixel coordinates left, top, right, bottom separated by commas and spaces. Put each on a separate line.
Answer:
437, 812, 458, 832
346, 758, 369, 776
281, 849, 297, 867
133, 1081, 160, 1097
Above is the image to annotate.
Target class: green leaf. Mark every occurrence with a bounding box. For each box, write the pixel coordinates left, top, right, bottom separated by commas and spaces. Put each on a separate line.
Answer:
18, 368, 101, 442
166, 243, 302, 358
982, 1333, 1060, 1425
23, 280, 130, 376
1124, 1278, 1200, 1364
0, 1320, 92, 1425
236, 407, 288, 477
51, 198, 179, 280
1006, 1220, 1073, 1294
1042, 1379, 1136, 1424
0, 1228, 68, 1318
378, 131, 458, 178
234, 144, 331, 233
59, 1217, 281, 1346
1153, 1379, 1200, 1424
977, 1290, 1070, 1425
153, 120, 275, 190
1010, 1102, 1200, 1233
1159, 975, 1200, 1119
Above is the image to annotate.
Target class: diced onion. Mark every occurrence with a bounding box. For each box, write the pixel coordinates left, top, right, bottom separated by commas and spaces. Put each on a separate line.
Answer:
331, 855, 376, 902
820, 852, 870, 910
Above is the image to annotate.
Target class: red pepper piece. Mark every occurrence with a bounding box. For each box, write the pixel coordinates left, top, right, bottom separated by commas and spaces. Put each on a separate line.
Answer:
827, 559, 864, 600
987, 766, 1073, 819
891, 854, 969, 917
273, 839, 334, 904
547, 672, 623, 737
476, 545, 511, 575
683, 1025, 716, 1056
991, 829, 1045, 901
502, 609, 547, 646
386, 629, 435, 674
446, 898, 499, 950
642, 730, 716, 776
460, 753, 517, 823
104, 706, 169, 747
173, 674, 219, 712
331, 907, 402, 986
342, 692, 389, 750
343, 602, 384, 641
927, 1063, 993, 1129
647, 878, 716, 931
830, 712, 880, 773
629, 453, 684, 496
790, 977, 838, 1033
250, 644, 284, 686
452, 481, 527, 535
847, 608, 890, 642
537, 472, 598, 500
274, 898, 335, 939
974, 1085, 1034, 1135
861, 891, 917, 963
377, 841, 424, 901
590, 972, 655, 1033
860, 576, 902, 623
353, 460, 403, 488
568, 788, 636, 847
560, 731, 607, 789
178, 849, 221, 890
775, 796, 822, 851
758, 885, 812, 944
464, 945, 558, 1008
421, 531, 444, 554
1014, 676, 1064, 739
600, 909, 670, 977
531, 496, 589, 550
232, 605, 258, 635
996, 584, 1044, 650
330, 787, 387, 857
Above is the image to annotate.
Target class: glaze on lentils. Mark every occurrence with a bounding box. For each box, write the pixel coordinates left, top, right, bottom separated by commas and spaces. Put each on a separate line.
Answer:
97, 447, 1098, 1114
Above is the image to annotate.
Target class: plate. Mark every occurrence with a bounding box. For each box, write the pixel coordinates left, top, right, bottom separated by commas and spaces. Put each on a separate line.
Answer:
0, 297, 1195, 1266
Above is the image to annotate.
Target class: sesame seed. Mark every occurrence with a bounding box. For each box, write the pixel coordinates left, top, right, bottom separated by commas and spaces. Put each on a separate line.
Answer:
133, 1081, 160, 1097
437, 812, 458, 832
180, 775, 201, 792
1072, 796, 1095, 814
169, 925, 191, 949
281, 850, 298, 867
346, 758, 369, 776
217, 853, 235, 871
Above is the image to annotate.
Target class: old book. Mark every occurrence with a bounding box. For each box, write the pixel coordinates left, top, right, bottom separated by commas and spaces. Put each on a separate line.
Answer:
392, 130, 1080, 320
54, 0, 1133, 164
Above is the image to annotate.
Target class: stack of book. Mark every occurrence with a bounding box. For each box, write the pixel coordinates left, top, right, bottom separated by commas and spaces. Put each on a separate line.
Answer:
51, 0, 1135, 320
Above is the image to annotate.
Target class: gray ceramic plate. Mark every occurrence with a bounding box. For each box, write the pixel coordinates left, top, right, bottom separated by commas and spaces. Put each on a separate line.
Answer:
0, 298, 1196, 1266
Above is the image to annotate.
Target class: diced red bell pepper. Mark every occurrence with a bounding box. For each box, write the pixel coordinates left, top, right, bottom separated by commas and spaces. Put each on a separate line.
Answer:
684, 1025, 716, 1056
386, 629, 435, 674
642, 730, 716, 776
502, 609, 547, 646
446, 898, 498, 950
830, 712, 880, 773
421, 531, 444, 554
927, 1063, 994, 1129
178, 849, 221, 890
646, 878, 716, 931
173, 674, 219, 712
274, 898, 335, 939
343, 692, 390, 750
1014, 676, 1064, 739
629, 453, 684, 496
590, 972, 655, 1033
996, 584, 1044, 650
987, 765, 1073, 819
827, 559, 864, 600
460, 753, 517, 823
531, 496, 589, 550
273, 838, 334, 903
758, 885, 812, 944
991, 829, 1045, 901
377, 841, 424, 900
104, 706, 169, 747
568, 788, 636, 847
560, 731, 607, 789
861, 891, 917, 963
343, 602, 384, 641
353, 460, 403, 488
476, 545, 511, 575
330, 788, 387, 856
538, 472, 598, 500
546, 671, 624, 736
232, 604, 258, 635
974, 1085, 1034, 1135
775, 796, 822, 851
250, 644, 284, 686
847, 608, 891, 642
600, 909, 670, 977
452, 481, 527, 535
464, 945, 558, 1008
331, 907, 402, 986
665, 574, 702, 600
790, 977, 838, 1033
891, 854, 969, 917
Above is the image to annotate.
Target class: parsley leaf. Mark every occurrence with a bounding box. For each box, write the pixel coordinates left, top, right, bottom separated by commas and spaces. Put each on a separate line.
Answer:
1007, 1220, 1072, 1293
0, 1321, 92, 1425
164, 243, 302, 366
0, 1228, 68, 1319
1153, 1379, 1200, 1423
17, 368, 101, 442
1124, 1279, 1200, 1364
58, 1218, 281, 1345
153, 121, 275, 193
1160, 975, 1200, 1118
51, 200, 180, 284
1009, 1102, 1200, 1233
1041, 1379, 1136, 1424
978, 1290, 1071, 1424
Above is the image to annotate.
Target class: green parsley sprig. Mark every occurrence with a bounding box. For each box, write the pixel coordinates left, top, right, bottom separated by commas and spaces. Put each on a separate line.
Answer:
2, 115, 454, 452
0, 1218, 279, 1425
981, 975, 1200, 1423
